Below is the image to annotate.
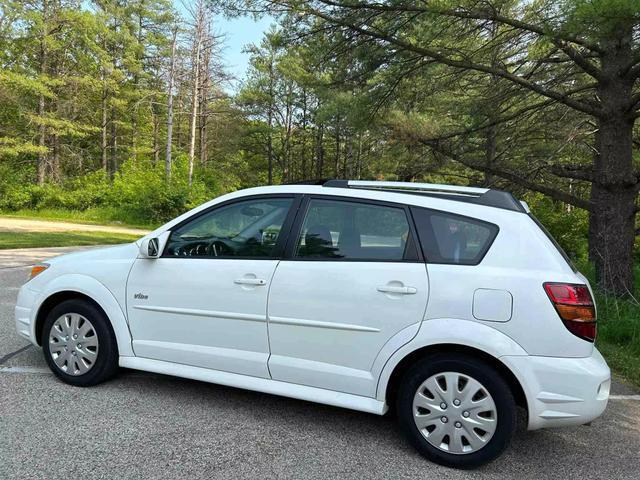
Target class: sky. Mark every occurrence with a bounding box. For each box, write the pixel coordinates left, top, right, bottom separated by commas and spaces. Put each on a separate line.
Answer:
83, 1, 272, 87
173, 2, 274, 92
219, 15, 273, 85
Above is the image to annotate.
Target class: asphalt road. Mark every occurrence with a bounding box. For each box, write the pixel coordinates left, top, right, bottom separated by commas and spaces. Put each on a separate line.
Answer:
1, 248, 639, 479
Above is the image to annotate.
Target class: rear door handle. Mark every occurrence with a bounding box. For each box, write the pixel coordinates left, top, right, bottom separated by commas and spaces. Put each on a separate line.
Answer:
234, 278, 267, 286
377, 285, 417, 295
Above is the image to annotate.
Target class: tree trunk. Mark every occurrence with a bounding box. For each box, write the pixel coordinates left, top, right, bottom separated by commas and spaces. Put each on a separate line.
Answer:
483, 123, 497, 187
356, 135, 363, 179
100, 21, 109, 175
165, 27, 177, 179
131, 6, 144, 159
101, 79, 108, 174
589, 34, 637, 295
188, 49, 200, 187
334, 120, 340, 178
588, 129, 602, 263
51, 131, 59, 182
300, 89, 308, 179
110, 108, 117, 177
267, 54, 275, 185
188, 5, 204, 188
152, 107, 159, 167
199, 43, 210, 169
282, 85, 293, 183
267, 112, 274, 184
37, 91, 47, 185
36, 0, 49, 185
175, 92, 182, 149
315, 123, 324, 178
344, 135, 353, 179
589, 115, 636, 295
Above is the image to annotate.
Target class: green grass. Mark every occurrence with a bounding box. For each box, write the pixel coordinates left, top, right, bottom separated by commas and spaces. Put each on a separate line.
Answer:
0, 207, 159, 230
574, 260, 640, 388
595, 294, 640, 388
0, 230, 141, 249
597, 341, 640, 388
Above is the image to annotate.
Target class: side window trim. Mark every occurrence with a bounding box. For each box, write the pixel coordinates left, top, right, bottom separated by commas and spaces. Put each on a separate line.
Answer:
160, 194, 302, 260
409, 206, 499, 266
283, 194, 423, 263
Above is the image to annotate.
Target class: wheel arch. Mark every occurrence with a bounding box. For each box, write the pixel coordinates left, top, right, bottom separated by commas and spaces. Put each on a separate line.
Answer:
376, 319, 529, 408
382, 343, 528, 414
32, 274, 134, 356
35, 291, 105, 345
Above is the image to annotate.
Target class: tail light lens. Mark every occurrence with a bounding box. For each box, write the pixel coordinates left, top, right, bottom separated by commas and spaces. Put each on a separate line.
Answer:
543, 283, 596, 342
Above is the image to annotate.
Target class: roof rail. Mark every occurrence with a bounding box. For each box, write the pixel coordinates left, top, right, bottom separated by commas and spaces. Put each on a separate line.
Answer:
285, 178, 332, 185
346, 180, 488, 195
322, 179, 525, 212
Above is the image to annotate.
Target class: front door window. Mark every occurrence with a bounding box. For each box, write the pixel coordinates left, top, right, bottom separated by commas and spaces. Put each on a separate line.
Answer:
164, 198, 293, 258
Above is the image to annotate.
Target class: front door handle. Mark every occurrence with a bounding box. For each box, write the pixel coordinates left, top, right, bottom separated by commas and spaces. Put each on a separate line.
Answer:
377, 285, 417, 295
234, 278, 267, 286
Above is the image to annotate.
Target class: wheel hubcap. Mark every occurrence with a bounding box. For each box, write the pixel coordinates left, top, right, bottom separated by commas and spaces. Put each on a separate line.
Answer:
412, 372, 497, 455
48, 313, 99, 376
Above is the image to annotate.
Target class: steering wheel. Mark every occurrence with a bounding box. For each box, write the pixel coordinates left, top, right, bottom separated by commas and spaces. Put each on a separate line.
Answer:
174, 242, 207, 257
208, 240, 233, 257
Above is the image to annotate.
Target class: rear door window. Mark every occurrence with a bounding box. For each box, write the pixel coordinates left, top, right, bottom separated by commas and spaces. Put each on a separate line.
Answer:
294, 198, 418, 261
411, 207, 498, 265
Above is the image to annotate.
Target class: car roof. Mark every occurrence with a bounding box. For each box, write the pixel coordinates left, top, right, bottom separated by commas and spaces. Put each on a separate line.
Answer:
230, 180, 525, 213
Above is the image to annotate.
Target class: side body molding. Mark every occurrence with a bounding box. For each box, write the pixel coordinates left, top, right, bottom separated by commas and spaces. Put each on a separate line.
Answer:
32, 274, 134, 356
374, 318, 529, 402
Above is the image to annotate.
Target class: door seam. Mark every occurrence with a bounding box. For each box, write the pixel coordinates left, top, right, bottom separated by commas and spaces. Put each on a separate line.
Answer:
264, 260, 281, 379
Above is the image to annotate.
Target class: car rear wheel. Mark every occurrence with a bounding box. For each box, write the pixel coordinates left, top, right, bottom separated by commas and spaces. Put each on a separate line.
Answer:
396, 354, 516, 469
41, 299, 119, 386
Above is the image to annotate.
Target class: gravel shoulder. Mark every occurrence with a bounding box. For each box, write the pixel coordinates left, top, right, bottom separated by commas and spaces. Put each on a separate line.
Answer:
0, 216, 150, 236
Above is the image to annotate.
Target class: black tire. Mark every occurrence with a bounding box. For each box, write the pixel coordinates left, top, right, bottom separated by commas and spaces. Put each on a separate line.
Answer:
41, 298, 119, 387
396, 353, 516, 469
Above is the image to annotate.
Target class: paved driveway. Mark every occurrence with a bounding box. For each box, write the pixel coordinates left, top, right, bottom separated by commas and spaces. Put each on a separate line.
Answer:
1, 248, 639, 479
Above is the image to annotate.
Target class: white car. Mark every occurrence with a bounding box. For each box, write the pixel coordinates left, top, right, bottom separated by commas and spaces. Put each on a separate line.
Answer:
14, 180, 610, 468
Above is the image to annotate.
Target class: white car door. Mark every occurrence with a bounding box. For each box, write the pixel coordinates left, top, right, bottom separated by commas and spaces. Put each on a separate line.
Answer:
127, 195, 298, 378
267, 196, 429, 396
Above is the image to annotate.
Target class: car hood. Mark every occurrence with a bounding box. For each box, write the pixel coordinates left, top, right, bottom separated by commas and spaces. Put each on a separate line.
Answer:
45, 242, 139, 266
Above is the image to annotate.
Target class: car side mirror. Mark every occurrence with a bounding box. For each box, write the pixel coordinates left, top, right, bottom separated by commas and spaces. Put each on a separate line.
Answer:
139, 238, 160, 258
138, 231, 171, 259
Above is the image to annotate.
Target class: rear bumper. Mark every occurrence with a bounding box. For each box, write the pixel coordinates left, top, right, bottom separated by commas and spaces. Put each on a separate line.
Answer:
502, 348, 610, 430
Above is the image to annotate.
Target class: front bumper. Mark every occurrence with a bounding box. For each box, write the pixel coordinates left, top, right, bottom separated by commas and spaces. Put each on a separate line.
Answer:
502, 348, 610, 430
14, 285, 40, 346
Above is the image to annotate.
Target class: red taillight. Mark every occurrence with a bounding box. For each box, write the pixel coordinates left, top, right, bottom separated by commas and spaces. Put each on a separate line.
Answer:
543, 283, 596, 342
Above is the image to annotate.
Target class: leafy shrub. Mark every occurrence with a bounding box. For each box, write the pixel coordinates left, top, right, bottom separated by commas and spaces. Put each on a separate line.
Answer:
0, 163, 35, 210
0, 166, 112, 211
0, 184, 34, 210
109, 155, 209, 222
0, 156, 223, 223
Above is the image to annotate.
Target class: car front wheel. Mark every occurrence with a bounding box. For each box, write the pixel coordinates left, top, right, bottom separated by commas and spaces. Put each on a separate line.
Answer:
41, 299, 119, 386
396, 353, 516, 469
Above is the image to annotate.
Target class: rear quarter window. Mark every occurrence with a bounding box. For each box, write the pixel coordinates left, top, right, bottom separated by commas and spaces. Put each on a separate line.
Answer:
528, 213, 577, 272
410, 207, 499, 265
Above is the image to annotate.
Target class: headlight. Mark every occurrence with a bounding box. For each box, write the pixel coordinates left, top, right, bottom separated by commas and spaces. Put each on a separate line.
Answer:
28, 263, 49, 281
